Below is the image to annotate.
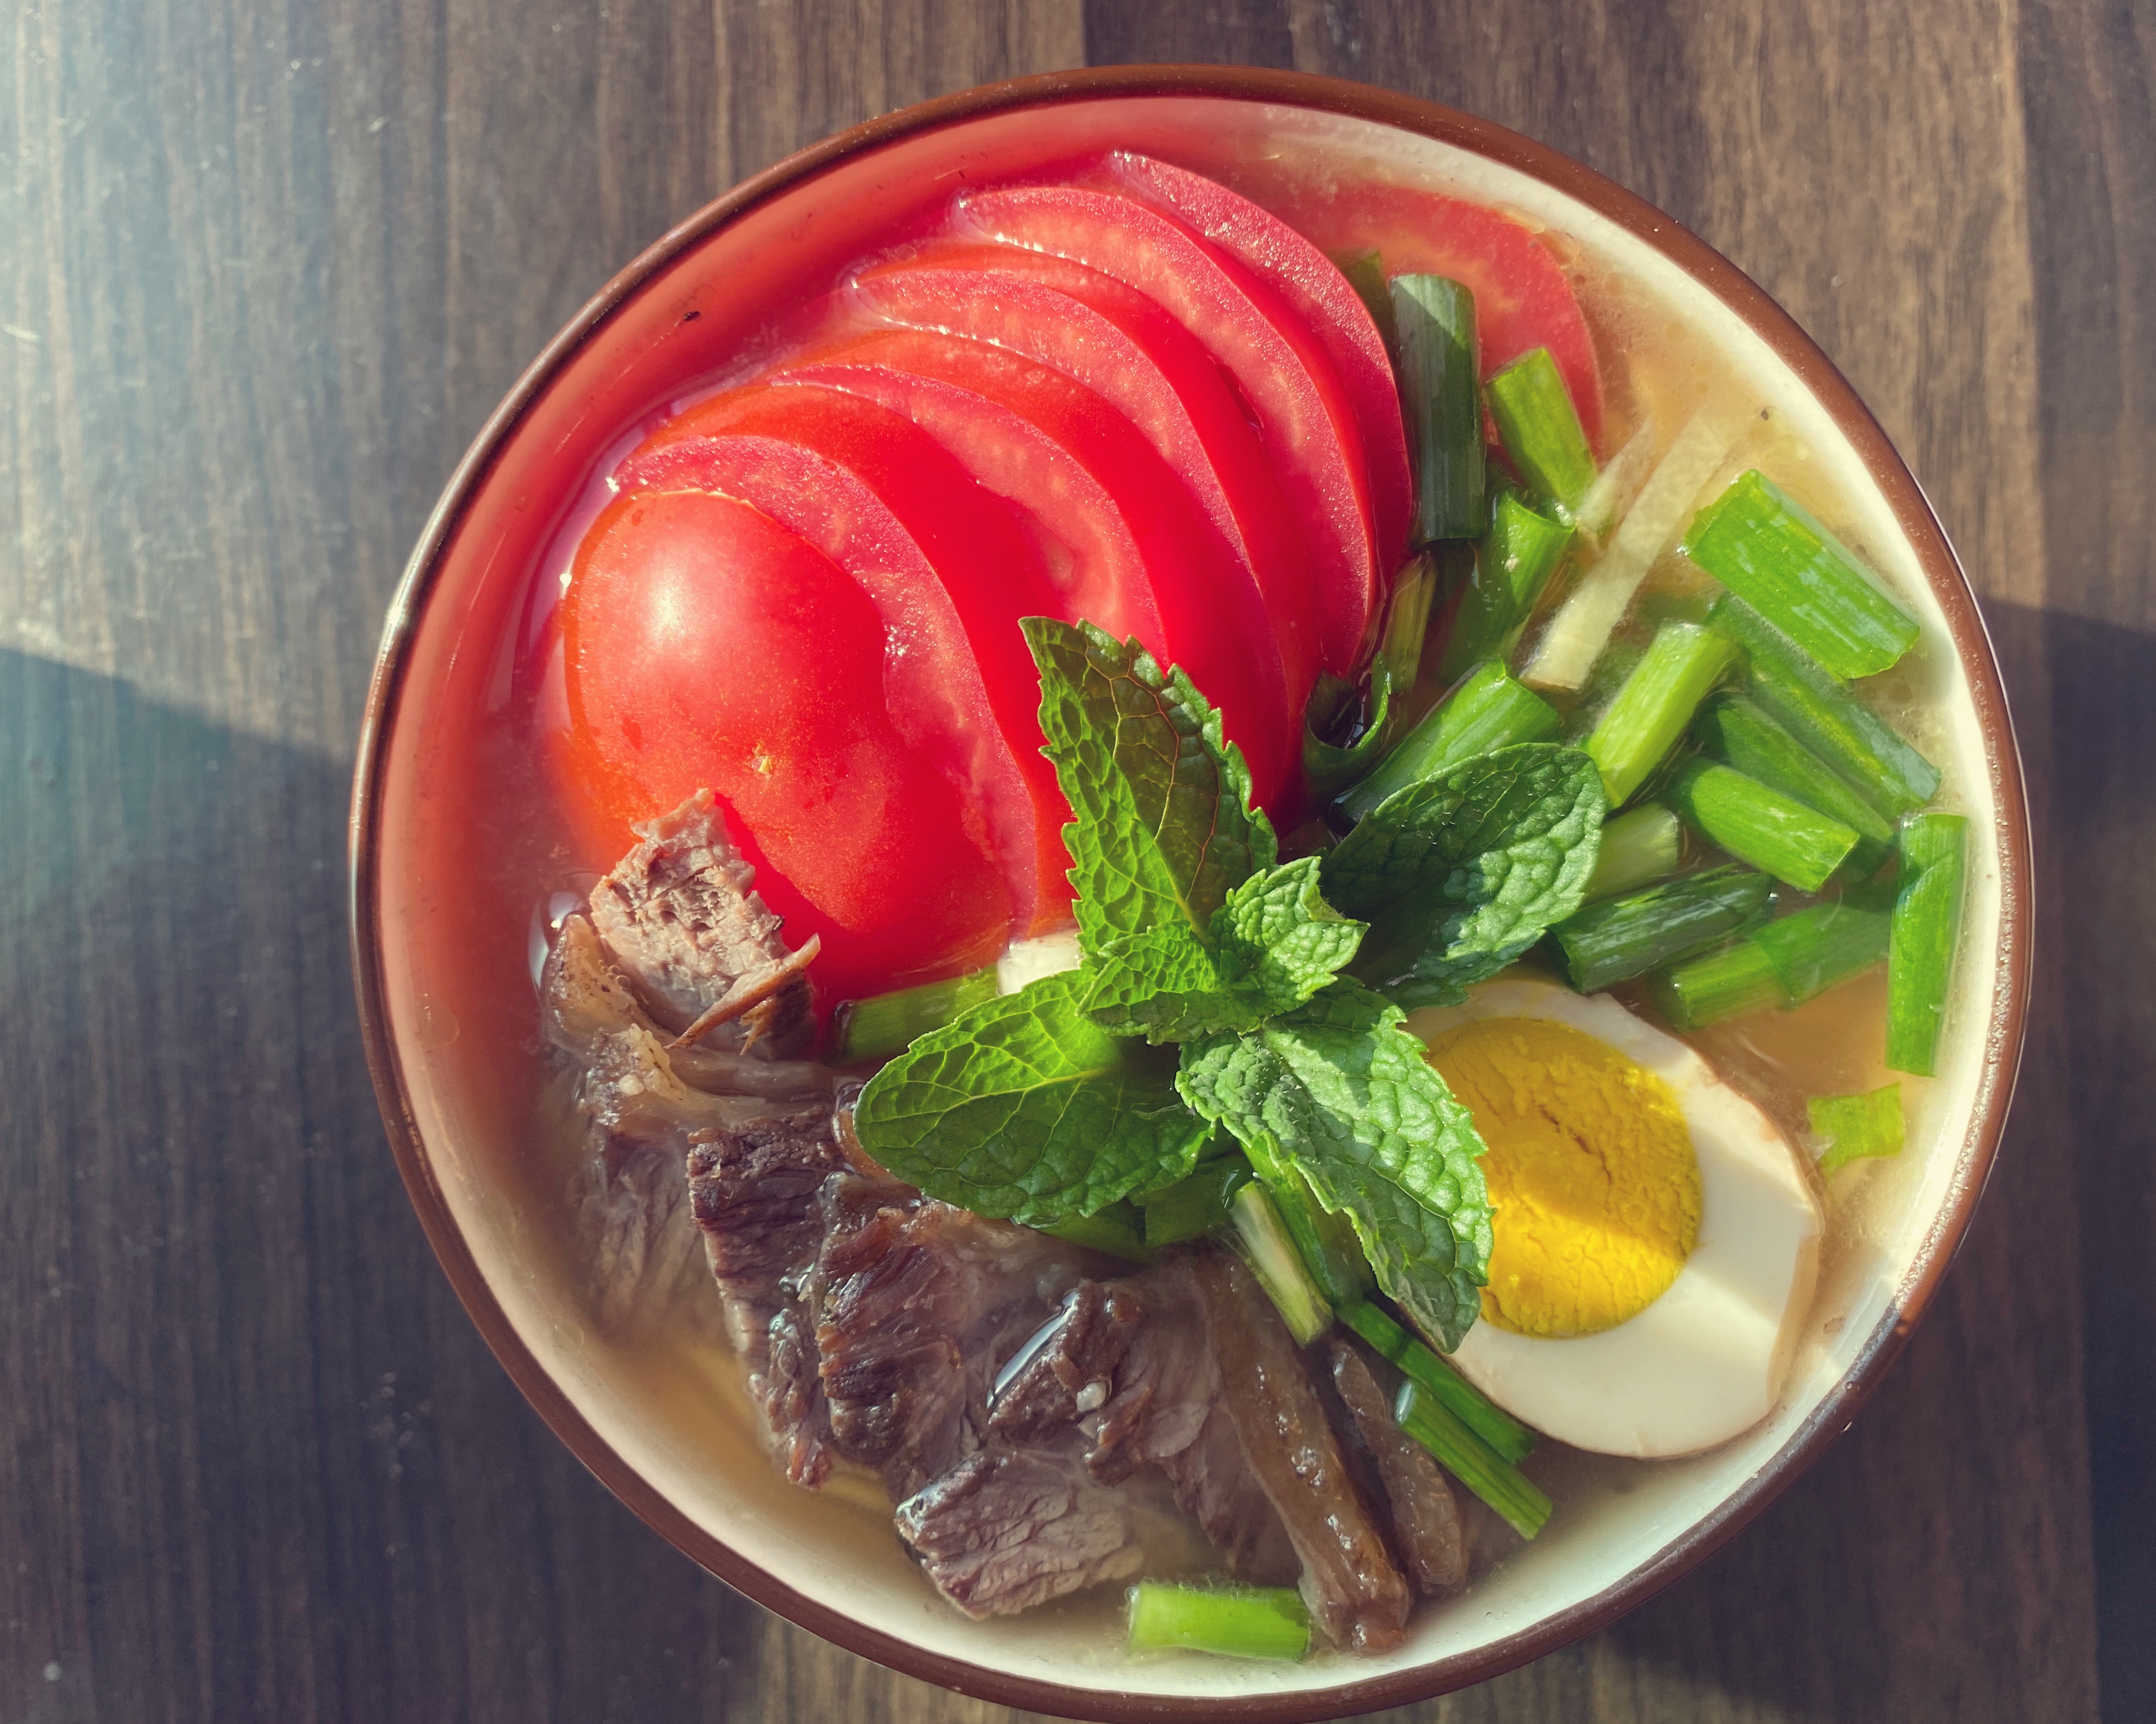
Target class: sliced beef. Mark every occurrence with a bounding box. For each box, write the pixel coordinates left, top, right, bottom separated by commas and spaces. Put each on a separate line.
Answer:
588, 789, 814, 1056
987, 1281, 1144, 1444
1194, 1253, 1413, 1653
1325, 1338, 1468, 1595
895, 1438, 1149, 1618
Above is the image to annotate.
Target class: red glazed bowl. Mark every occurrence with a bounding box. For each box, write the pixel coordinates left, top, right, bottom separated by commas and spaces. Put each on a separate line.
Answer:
351, 66, 2031, 1722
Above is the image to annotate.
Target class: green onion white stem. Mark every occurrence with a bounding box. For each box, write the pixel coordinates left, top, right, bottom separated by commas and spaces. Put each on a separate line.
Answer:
1126, 1582, 1312, 1661
1225, 1181, 1332, 1345
1582, 803, 1685, 901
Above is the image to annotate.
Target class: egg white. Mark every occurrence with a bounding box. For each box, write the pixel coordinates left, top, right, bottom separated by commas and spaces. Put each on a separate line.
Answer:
1405, 980, 1824, 1459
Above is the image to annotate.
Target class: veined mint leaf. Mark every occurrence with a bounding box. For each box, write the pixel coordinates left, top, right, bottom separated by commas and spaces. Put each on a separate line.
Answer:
1086, 856, 1367, 1042
1024, 618, 1276, 958
854, 969, 1211, 1225
1323, 743, 1605, 1007
1177, 979, 1493, 1351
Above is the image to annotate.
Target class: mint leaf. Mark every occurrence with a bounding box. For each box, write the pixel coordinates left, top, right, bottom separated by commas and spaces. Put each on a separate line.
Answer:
1322, 743, 1605, 1007
1177, 980, 1492, 1350
854, 969, 1211, 1224
1087, 856, 1367, 1042
1024, 618, 1276, 958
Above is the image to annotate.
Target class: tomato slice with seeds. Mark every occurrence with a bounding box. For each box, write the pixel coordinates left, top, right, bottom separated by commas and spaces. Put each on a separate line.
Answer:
960, 184, 1379, 672
561, 489, 1012, 997
618, 384, 1070, 936
777, 327, 1296, 812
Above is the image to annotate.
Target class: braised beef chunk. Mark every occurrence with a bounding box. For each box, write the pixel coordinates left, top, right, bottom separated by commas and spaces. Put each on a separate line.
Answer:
686, 1112, 847, 1315
1326, 1338, 1468, 1595
1090, 1256, 1298, 1585
1195, 1254, 1413, 1653
589, 789, 815, 1057
988, 1281, 1144, 1444
895, 1440, 1149, 1619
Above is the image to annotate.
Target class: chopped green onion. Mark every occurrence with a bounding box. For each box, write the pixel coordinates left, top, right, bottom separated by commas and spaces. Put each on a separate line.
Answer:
1652, 938, 1786, 1030
1393, 1382, 1552, 1539
1302, 661, 1394, 799
1583, 803, 1685, 901
1585, 622, 1740, 805
1551, 864, 1775, 993
1226, 1182, 1331, 1345
1485, 347, 1597, 515
1041, 1201, 1152, 1264
1339, 659, 1560, 822
1710, 597, 1941, 815
1329, 247, 1397, 353
1392, 275, 1483, 542
1665, 758, 1860, 893
1342, 1300, 1534, 1463
1809, 1083, 1907, 1176
1127, 1582, 1312, 1661
1265, 1168, 1376, 1309
1749, 896, 1891, 1004
1886, 813, 1968, 1076
836, 966, 1000, 1062
1140, 1157, 1253, 1248
1694, 692, 1896, 876
1435, 488, 1574, 683
1381, 549, 1441, 692
1523, 406, 1740, 691
1683, 471, 1920, 680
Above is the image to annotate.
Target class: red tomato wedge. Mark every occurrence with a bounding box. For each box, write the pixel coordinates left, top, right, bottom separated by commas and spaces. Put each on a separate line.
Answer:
1110, 151, 1415, 578
1265, 180, 1605, 450
775, 328, 1296, 812
960, 185, 1378, 672
616, 384, 1069, 936
561, 489, 1011, 996
853, 242, 1323, 692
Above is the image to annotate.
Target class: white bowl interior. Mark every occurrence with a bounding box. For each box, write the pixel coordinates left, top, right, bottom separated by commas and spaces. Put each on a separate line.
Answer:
372, 93, 2017, 1707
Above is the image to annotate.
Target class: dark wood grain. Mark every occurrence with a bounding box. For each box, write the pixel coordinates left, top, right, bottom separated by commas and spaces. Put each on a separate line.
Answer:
1, 1, 2146, 1719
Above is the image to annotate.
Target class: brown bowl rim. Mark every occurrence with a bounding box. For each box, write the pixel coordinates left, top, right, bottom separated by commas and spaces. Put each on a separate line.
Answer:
349, 62, 2033, 1723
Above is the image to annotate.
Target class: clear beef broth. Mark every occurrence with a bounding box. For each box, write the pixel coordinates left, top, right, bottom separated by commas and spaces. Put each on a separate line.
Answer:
504, 154, 1951, 1650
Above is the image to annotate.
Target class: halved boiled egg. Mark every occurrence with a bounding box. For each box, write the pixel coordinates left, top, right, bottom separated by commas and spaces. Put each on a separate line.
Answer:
1404, 980, 1823, 1459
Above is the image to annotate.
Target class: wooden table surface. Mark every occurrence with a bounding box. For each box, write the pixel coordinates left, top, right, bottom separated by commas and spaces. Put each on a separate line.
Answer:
4, 2, 2149, 1719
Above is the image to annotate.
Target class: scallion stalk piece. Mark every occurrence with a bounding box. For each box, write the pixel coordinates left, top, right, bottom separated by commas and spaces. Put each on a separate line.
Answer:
1582, 803, 1685, 901
1694, 692, 1896, 876
1126, 1582, 1312, 1661
1435, 489, 1574, 683
1665, 758, 1859, 893
1381, 549, 1441, 692
1585, 622, 1740, 805
1042, 1201, 1153, 1264
1886, 813, 1968, 1075
1485, 347, 1597, 515
1682, 470, 1921, 679
1303, 662, 1394, 799
1394, 1382, 1552, 1539
1749, 896, 1891, 1004
1710, 597, 1941, 815
1339, 660, 1560, 822
1523, 406, 1739, 691
836, 966, 1001, 1062
1139, 1156, 1253, 1248
1809, 1083, 1907, 1175
1267, 1169, 1377, 1309
1226, 1182, 1332, 1345
1329, 247, 1397, 353
1652, 938, 1786, 1030
1342, 1299, 1534, 1463
1551, 864, 1775, 993
1391, 274, 1483, 542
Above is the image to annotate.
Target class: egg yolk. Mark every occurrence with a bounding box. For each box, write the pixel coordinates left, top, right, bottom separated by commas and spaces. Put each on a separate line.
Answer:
1425, 1016, 1702, 1338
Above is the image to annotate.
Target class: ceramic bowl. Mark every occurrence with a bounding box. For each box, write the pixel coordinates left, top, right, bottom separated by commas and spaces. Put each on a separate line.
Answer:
351, 65, 2032, 1722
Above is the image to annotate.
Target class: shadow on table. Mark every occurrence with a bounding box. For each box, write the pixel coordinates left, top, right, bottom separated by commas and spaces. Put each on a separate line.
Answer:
4, 604, 2150, 1724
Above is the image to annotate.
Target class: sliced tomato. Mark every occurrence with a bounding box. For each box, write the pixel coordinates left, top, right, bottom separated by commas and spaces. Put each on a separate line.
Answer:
618, 384, 1070, 935
561, 489, 1011, 996
1255, 179, 1605, 450
960, 185, 1379, 673
854, 242, 1323, 694
1110, 152, 1415, 580
776, 327, 1296, 812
